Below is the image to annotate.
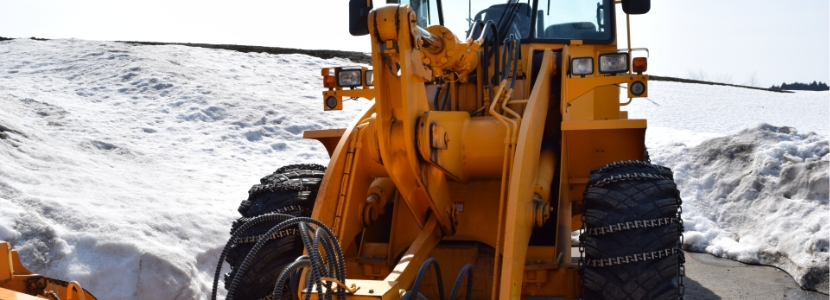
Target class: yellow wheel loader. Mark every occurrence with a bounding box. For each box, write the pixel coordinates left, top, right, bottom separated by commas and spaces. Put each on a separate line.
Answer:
216, 0, 683, 299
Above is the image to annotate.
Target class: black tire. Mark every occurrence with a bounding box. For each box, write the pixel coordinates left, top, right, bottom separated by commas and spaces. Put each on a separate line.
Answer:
581, 161, 683, 300
224, 164, 326, 300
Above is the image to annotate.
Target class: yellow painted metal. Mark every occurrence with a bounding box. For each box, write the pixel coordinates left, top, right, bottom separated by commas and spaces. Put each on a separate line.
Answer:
562, 119, 647, 131
420, 25, 481, 81
311, 104, 378, 257
65, 281, 87, 300
303, 279, 401, 300
416, 111, 470, 181
303, 128, 346, 157
497, 49, 555, 299
462, 117, 509, 179
383, 216, 442, 289
534, 149, 557, 204
1, 242, 96, 300
1, 242, 10, 282
0, 288, 44, 300
368, 5, 455, 235
415, 112, 509, 181
322, 88, 375, 111
564, 127, 646, 203
363, 177, 396, 226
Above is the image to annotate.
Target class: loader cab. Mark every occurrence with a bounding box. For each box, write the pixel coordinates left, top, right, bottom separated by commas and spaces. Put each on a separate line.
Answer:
360, 0, 650, 46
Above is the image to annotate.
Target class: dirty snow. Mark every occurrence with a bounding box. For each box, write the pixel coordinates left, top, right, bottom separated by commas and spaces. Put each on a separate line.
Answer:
0, 39, 827, 298
627, 82, 829, 293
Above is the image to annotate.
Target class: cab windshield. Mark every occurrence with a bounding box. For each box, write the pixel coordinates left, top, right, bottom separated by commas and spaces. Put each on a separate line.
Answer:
534, 0, 613, 42
407, 0, 614, 44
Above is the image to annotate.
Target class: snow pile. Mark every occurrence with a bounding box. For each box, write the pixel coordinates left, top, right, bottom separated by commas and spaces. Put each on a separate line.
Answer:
0, 38, 369, 299
650, 125, 828, 292
628, 82, 830, 293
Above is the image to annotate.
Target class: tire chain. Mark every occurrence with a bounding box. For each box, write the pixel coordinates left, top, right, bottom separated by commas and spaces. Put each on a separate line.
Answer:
592, 160, 670, 175
585, 217, 678, 236
232, 206, 309, 244
677, 190, 686, 299
578, 201, 586, 299
585, 247, 679, 267
248, 180, 313, 198
579, 161, 685, 299
592, 172, 672, 187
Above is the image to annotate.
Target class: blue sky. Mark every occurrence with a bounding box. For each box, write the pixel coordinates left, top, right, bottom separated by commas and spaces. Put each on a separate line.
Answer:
1, 0, 827, 87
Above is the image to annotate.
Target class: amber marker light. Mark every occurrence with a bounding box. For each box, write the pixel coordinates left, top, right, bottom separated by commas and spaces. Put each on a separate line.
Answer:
322, 68, 336, 88
633, 57, 647, 74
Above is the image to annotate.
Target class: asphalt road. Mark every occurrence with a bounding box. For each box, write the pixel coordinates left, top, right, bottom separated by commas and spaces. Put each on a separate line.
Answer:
683, 251, 828, 300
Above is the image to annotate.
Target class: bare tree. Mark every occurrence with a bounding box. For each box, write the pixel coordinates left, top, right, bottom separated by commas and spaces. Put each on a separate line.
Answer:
713, 73, 733, 84
686, 69, 708, 81
743, 71, 759, 87
686, 68, 736, 84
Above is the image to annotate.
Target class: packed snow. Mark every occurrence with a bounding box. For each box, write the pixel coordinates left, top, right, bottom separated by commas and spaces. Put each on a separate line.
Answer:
0, 39, 827, 299
626, 82, 829, 293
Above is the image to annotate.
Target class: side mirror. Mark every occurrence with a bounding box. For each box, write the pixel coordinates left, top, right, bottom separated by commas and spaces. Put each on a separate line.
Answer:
349, 0, 372, 36
621, 0, 650, 15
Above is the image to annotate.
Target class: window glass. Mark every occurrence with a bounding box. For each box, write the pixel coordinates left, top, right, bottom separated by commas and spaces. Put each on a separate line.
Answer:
535, 0, 613, 42
399, 0, 442, 28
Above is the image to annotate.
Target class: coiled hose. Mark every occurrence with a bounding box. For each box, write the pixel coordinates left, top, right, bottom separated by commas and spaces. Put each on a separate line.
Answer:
212, 214, 347, 300
405, 258, 474, 300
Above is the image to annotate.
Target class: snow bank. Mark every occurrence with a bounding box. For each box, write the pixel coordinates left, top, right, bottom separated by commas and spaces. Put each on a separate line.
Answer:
651, 124, 829, 293
0, 38, 369, 299
630, 82, 830, 293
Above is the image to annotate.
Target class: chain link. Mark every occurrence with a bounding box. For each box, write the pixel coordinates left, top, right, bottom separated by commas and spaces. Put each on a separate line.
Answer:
593, 160, 670, 174
232, 205, 308, 244
677, 192, 686, 299
248, 181, 311, 196
233, 228, 300, 244
585, 217, 678, 236
578, 202, 586, 300
585, 247, 679, 267
593, 172, 672, 187
235, 206, 309, 223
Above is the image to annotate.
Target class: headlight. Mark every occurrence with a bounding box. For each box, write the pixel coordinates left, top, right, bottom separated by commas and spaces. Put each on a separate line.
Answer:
572, 57, 593, 75
337, 69, 362, 87
365, 70, 373, 86
599, 53, 629, 74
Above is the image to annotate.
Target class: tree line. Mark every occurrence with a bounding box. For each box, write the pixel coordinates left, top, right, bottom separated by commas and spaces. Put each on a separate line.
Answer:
770, 81, 829, 91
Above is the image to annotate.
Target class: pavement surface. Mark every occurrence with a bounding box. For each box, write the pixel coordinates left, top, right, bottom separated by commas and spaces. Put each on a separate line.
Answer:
570, 247, 827, 299
682, 251, 828, 300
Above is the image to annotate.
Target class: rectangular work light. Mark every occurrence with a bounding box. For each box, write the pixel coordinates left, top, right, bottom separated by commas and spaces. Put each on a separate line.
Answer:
337, 69, 362, 87
572, 57, 594, 75
598, 53, 629, 74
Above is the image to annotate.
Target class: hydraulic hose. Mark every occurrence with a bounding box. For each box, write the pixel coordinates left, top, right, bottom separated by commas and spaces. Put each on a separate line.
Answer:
220, 216, 346, 300
211, 212, 296, 300
448, 264, 474, 300
407, 257, 445, 300
298, 222, 325, 300
272, 258, 312, 300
